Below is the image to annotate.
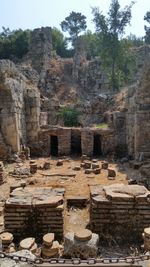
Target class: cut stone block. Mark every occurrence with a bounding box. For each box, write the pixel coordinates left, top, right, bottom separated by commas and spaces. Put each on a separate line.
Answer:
93, 168, 101, 175
101, 161, 108, 169
108, 169, 116, 177
92, 163, 99, 169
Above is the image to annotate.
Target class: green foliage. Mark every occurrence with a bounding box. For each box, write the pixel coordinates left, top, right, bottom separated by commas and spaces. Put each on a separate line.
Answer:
57, 106, 80, 127
51, 27, 74, 58
60, 11, 87, 46
92, 0, 135, 90
144, 11, 150, 44
95, 123, 108, 129
82, 30, 100, 59
0, 27, 31, 60
127, 34, 144, 47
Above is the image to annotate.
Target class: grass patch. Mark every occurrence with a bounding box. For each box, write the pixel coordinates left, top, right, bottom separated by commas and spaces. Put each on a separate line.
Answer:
95, 123, 108, 129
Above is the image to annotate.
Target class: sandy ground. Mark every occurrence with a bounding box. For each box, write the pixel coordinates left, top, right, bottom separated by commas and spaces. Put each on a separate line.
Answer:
0, 156, 131, 234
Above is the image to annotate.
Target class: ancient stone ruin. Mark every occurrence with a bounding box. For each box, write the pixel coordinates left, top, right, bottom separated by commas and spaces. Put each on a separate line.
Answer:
0, 27, 150, 263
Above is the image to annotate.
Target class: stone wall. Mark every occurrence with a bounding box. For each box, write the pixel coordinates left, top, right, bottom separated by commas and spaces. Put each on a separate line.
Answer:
5, 187, 64, 239
0, 60, 40, 159
126, 55, 150, 160
36, 126, 115, 158
90, 184, 150, 242
25, 88, 40, 144
27, 27, 52, 73
0, 60, 26, 156
58, 128, 71, 156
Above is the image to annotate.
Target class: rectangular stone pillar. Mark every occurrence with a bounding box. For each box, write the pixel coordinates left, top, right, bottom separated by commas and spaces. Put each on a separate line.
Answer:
81, 129, 94, 157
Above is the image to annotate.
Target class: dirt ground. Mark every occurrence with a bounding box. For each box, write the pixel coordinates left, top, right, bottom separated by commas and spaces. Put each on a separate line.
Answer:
0, 156, 144, 257
1, 157, 133, 233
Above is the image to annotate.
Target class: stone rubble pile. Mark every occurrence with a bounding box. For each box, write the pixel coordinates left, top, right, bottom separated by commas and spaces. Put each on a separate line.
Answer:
80, 159, 116, 177
90, 184, 150, 242
4, 187, 65, 239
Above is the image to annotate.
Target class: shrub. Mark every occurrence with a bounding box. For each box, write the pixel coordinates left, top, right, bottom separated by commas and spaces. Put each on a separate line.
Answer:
57, 106, 80, 127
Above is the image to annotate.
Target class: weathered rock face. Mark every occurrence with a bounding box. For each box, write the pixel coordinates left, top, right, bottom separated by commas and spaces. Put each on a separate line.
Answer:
126, 56, 150, 160
27, 27, 52, 73
0, 27, 149, 161
0, 60, 40, 159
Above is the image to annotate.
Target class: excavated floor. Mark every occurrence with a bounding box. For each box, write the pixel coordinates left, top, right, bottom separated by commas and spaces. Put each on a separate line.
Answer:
0, 156, 145, 257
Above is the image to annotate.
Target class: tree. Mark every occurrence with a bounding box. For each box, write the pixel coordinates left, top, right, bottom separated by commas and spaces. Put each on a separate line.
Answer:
51, 27, 73, 58
144, 11, 150, 44
60, 11, 87, 46
92, 0, 135, 90
0, 27, 30, 59
127, 34, 144, 47
82, 30, 100, 59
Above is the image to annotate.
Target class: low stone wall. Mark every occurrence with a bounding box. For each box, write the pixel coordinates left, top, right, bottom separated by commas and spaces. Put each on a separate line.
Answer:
36, 126, 115, 158
90, 184, 150, 242
4, 187, 65, 240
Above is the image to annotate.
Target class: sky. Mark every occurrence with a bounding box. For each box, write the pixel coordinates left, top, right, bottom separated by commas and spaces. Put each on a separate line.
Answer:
0, 0, 149, 38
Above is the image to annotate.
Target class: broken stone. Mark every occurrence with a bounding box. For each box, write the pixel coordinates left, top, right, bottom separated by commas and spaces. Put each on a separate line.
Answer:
73, 166, 81, 171
144, 227, 150, 238
56, 160, 63, 166
42, 241, 60, 257
83, 161, 91, 169
85, 169, 93, 174
43, 233, 55, 247
30, 242, 38, 254
0, 232, 13, 244
43, 161, 50, 170
19, 237, 35, 250
92, 163, 100, 169
74, 229, 92, 241
108, 168, 116, 177
101, 161, 108, 169
93, 168, 101, 175
30, 163, 37, 174
81, 155, 88, 162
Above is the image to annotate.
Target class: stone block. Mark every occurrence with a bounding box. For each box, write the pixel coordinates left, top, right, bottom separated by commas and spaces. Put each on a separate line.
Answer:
101, 161, 108, 169
19, 237, 35, 250
64, 232, 99, 259
107, 169, 116, 177
93, 168, 101, 175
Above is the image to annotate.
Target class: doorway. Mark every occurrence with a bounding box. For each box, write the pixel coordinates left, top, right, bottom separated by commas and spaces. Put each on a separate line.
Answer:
50, 135, 58, 156
93, 134, 101, 156
71, 132, 82, 156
